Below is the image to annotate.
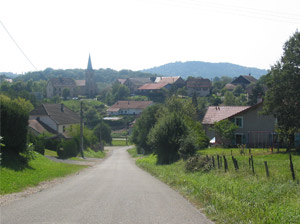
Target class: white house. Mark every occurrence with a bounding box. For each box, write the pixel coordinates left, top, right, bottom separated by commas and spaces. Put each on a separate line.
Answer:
29, 103, 80, 138
107, 101, 153, 116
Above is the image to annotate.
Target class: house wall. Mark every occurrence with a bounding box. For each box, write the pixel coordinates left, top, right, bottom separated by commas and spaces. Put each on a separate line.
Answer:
58, 124, 74, 134
232, 104, 275, 147
119, 108, 143, 115
46, 82, 54, 98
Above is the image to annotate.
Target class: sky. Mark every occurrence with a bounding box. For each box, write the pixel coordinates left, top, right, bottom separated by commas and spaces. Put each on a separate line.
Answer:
1, 0, 299, 74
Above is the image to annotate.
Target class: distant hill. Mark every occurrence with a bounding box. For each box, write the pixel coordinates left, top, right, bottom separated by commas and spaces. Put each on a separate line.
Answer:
0, 72, 18, 79
11, 68, 155, 83
141, 61, 268, 79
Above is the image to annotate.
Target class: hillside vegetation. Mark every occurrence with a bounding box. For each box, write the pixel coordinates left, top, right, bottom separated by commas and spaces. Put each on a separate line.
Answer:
142, 61, 268, 79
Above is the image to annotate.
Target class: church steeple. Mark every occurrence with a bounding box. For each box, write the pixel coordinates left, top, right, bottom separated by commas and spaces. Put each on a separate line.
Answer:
87, 54, 93, 70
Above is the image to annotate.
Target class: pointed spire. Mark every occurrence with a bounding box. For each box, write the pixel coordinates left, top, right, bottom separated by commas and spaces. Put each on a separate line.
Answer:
87, 54, 93, 70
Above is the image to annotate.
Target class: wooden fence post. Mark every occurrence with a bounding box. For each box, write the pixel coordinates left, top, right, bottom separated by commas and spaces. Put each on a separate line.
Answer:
264, 161, 269, 177
290, 153, 296, 181
217, 155, 220, 169
251, 155, 255, 174
223, 156, 228, 172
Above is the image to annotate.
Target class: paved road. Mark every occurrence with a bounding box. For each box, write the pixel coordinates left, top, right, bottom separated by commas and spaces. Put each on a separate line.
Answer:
1, 146, 212, 224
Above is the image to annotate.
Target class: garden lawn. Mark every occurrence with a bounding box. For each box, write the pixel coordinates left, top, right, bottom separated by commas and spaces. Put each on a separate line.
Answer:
135, 150, 300, 224
111, 139, 130, 146
0, 152, 87, 195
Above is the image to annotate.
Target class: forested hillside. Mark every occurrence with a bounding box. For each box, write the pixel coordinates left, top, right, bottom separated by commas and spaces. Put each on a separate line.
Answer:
12, 68, 155, 83
142, 61, 268, 79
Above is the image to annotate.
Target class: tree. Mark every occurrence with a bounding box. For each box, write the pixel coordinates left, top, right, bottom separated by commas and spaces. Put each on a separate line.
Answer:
0, 95, 31, 164
263, 30, 300, 146
62, 88, 70, 100
224, 91, 237, 106
94, 122, 112, 145
130, 104, 161, 154
148, 112, 188, 164
214, 119, 238, 147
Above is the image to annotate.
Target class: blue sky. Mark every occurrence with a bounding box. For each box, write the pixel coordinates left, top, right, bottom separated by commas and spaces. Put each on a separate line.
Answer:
1, 0, 299, 74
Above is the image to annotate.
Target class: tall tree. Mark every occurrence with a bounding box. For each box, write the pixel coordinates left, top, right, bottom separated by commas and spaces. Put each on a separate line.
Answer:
263, 31, 300, 137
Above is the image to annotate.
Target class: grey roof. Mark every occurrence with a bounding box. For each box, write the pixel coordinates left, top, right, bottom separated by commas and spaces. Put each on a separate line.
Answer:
87, 54, 93, 70
30, 104, 80, 125
49, 77, 76, 87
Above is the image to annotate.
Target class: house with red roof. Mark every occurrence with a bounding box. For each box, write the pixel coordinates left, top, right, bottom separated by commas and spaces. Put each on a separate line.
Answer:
202, 102, 276, 147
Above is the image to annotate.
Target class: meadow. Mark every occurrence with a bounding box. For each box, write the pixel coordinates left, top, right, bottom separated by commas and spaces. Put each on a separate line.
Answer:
133, 148, 300, 223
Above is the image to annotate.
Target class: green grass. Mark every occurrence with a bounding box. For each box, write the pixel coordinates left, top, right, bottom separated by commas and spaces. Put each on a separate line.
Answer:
135, 150, 300, 224
127, 147, 139, 157
111, 139, 131, 146
44, 149, 57, 157
83, 147, 106, 158
62, 99, 104, 113
0, 152, 87, 195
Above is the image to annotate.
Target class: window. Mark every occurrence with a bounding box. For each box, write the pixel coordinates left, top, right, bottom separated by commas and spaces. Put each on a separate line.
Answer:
235, 133, 244, 145
235, 117, 243, 128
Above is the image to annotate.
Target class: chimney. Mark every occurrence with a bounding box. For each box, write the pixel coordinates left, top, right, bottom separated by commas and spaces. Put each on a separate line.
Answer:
61, 103, 64, 112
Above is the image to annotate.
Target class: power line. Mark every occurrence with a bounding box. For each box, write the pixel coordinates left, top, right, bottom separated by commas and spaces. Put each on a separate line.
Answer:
0, 20, 37, 71
143, 0, 300, 24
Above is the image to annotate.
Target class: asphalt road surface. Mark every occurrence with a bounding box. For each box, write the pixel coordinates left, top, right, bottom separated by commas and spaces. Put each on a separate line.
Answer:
1, 146, 213, 224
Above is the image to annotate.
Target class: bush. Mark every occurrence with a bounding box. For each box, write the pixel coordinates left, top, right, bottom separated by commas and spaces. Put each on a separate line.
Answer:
57, 139, 78, 158
185, 155, 213, 172
148, 113, 188, 164
0, 95, 30, 163
179, 134, 197, 160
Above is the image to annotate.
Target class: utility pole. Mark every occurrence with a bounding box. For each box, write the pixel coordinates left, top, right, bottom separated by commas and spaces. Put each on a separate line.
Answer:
80, 101, 85, 158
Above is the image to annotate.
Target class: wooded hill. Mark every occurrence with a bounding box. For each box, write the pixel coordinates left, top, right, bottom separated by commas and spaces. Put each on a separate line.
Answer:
142, 61, 268, 79
10, 68, 155, 83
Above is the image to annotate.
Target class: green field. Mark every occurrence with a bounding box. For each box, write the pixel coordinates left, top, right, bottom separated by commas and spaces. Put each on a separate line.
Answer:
111, 139, 131, 146
0, 153, 87, 195
133, 148, 300, 223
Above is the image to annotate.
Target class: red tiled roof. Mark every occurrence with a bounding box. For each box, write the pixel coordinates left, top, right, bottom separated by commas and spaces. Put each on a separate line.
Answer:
138, 83, 169, 90
202, 106, 250, 124
107, 101, 153, 111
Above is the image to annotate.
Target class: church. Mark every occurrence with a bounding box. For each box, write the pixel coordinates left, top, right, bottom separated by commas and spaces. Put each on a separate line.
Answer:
46, 55, 98, 98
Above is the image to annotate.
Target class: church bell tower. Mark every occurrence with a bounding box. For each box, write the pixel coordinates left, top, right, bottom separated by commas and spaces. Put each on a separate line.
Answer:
85, 54, 97, 98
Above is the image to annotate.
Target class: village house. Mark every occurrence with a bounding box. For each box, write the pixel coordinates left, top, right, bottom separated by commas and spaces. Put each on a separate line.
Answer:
29, 103, 80, 139
46, 55, 97, 98
154, 76, 186, 88
230, 74, 257, 87
186, 77, 212, 97
138, 82, 171, 94
107, 100, 153, 116
123, 78, 154, 93
202, 102, 276, 147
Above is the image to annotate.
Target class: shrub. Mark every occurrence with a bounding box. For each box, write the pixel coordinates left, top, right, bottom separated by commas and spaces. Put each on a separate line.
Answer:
148, 113, 188, 164
185, 155, 213, 172
57, 139, 78, 158
179, 134, 197, 160
0, 95, 30, 163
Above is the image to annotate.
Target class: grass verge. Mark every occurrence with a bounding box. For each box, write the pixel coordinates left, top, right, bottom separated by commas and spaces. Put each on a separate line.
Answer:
0, 152, 87, 195
135, 151, 300, 224
111, 139, 130, 146
127, 147, 138, 158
